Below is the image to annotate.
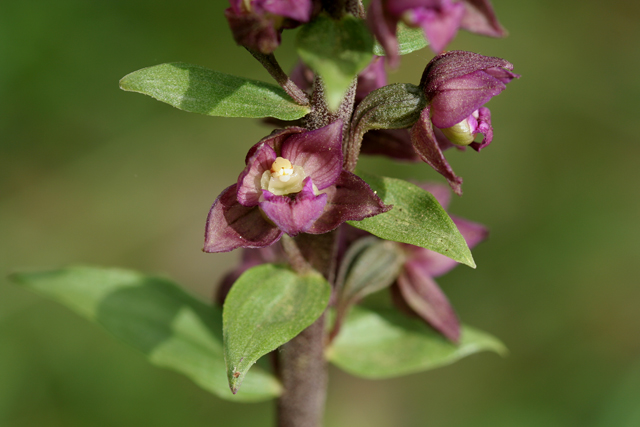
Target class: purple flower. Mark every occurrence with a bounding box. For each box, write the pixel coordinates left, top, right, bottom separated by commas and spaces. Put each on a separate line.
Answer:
411, 50, 519, 194
204, 121, 391, 253
392, 183, 488, 341
368, 0, 506, 67
225, 0, 313, 54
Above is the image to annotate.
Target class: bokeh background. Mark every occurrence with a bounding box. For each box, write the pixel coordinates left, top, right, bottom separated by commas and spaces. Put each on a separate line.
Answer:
2, 0, 639, 426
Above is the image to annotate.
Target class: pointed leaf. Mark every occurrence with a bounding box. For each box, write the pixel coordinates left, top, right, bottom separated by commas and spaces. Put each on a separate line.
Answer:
10, 266, 281, 402
348, 172, 476, 268
327, 305, 506, 378
296, 15, 374, 111
223, 264, 331, 394
373, 23, 429, 56
120, 63, 310, 120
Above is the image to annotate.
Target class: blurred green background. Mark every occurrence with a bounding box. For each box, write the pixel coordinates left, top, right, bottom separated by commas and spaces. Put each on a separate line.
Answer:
2, 0, 639, 426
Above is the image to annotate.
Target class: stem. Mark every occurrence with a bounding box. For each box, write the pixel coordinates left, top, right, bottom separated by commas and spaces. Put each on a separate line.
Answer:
304, 76, 357, 146
246, 49, 311, 106
277, 232, 338, 427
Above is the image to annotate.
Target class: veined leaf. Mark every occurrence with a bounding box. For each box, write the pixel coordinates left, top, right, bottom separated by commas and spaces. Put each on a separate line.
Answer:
327, 305, 506, 378
348, 172, 475, 268
223, 264, 331, 395
120, 63, 310, 120
11, 266, 281, 402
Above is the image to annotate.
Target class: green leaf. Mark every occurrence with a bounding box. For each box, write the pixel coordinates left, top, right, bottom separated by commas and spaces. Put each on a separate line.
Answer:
327, 306, 507, 379
223, 264, 331, 394
373, 23, 429, 56
348, 172, 476, 268
119, 63, 310, 120
10, 266, 282, 402
296, 15, 373, 111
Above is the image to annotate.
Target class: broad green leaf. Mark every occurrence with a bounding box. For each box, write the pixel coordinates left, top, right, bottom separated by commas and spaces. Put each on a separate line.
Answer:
373, 23, 429, 56
296, 15, 373, 111
11, 266, 281, 402
223, 264, 331, 394
119, 63, 310, 120
327, 306, 506, 379
348, 172, 476, 268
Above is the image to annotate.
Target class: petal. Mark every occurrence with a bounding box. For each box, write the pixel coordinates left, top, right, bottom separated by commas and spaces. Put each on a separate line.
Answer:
290, 60, 314, 93
429, 69, 506, 128
237, 143, 277, 206
360, 128, 422, 162
224, 8, 281, 54
281, 121, 343, 190
204, 184, 282, 253
420, 50, 515, 96
451, 215, 489, 249
356, 56, 388, 103
409, 2, 465, 53
244, 127, 307, 163
410, 106, 463, 195
307, 171, 392, 234
261, 0, 312, 22
460, 0, 507, 38
397, 261, 461, 342
469, 106, 493, 151
367, 0, 401, 68
259, 177, 328, 236
416, 182, 451, 209
386, 0, 442, 16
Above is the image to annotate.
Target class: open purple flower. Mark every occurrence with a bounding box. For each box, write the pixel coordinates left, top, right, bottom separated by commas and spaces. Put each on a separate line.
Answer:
392, 183, 488, 341
204, 121, 390, 253
411, 50, 519, 194
225, 0, 313, 54
368, 0, 506, 67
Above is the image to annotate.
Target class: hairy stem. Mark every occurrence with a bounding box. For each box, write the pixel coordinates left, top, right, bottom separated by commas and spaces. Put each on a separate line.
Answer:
247, 49, 311, 106
277, 232, 338, 427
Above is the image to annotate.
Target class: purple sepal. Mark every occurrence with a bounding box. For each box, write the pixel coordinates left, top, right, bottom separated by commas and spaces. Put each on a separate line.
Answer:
408, 1, 465, 53
355, 56, 388, 103
469, 107, 493, 151
261, 0, 312, 22
224, 8, 281, 54
410, 106, 463, 195
245, 127, 307, 163
307, 171, 392, 234
367, 0, 401, 68
397, 260, 461, 342
461, 0, 507, 38
237, 143, 277, 206
452, 215, 489, 249
281, 121, 343, 190
260, 177, 328, 236
361, 129, 421, 162
204, 184, 282, 253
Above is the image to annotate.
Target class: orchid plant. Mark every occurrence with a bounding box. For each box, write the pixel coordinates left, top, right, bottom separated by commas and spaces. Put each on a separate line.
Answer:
11, 1, 519, 426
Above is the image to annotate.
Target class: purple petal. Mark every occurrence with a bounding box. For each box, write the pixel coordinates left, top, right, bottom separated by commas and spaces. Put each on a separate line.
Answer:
417, 182, 451, 209
204, 184, 282, 253
307, 171, 392, 234
469, 106, 493, 151
281, 121, 343, 190
451, 215, 489, 249
290, 60, 314, 93
461, 0, 507, 38
408, 2, 465, 53
261, 0, 312, 22
386, 0, 442, 16
410, 106, 463, 195
245, 127, 307, 163
360, 128, 422, 162
429, 69, 506, 128
367, 0, 400, 68
237, 143, 277, 206
259, 177, 328, 236
224, 8, 281, 54
420, 50, 515, 97
356, 56, 388, 103
397, 261, 460, 342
